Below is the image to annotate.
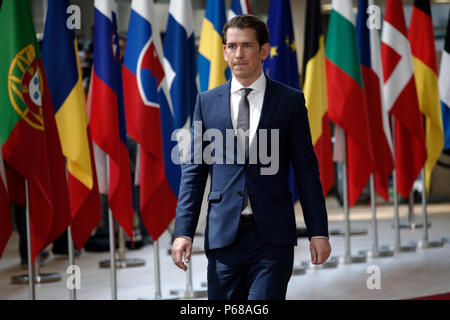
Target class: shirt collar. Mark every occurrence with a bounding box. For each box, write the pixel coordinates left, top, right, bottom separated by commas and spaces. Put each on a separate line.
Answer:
230, 70, 267, 95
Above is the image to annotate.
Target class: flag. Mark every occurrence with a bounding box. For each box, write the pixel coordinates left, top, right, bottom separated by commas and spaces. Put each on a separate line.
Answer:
381, 0, 427, 199
42, 0, 101, 250
0, 0, 71, 263
264, 0, 302, 203
198, 0, 230, 91
356, 0, 394, 201
163, 0, 198, 132
440, 11, 450, 151
409, 0, 444, 194
325, 0, 374, 207
0, 147, 12, 259
123, 0, 181, 240
90, 0, 134, 239
302, 0, 334, 196
228, 0, 251, 21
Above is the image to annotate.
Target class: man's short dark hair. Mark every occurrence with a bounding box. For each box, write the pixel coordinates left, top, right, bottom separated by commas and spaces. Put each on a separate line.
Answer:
222, 14, 270, 48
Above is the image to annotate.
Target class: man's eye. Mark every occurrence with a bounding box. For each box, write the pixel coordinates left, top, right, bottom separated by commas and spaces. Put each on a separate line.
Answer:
228, 45, 235, 49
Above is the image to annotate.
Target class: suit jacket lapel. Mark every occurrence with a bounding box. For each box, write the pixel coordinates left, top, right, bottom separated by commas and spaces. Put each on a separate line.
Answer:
216, 80, 233, 132
249, 76, 279, 154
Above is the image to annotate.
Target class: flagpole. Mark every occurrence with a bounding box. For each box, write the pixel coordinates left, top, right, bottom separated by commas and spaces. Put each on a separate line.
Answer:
67, 226, 76, 300
99, 226, 145, 269
153, 239, 161, 299
11, 182, 62, 288
418, 169, 443, 249
169, 250, 208, 298
24, 180, 35, 300
360, 175, 393, 259
339, 132, 366, 265
390, 116, 416, 253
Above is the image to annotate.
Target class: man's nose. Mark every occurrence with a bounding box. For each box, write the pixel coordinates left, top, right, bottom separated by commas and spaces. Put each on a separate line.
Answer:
235, 45, 244, 57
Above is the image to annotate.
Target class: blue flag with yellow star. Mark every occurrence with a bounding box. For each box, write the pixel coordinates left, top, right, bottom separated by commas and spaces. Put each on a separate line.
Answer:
264, 0, 301, 203
264, 0, 300, 89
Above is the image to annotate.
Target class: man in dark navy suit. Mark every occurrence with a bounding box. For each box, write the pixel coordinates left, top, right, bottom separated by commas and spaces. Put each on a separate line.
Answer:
171, 14, 331, 300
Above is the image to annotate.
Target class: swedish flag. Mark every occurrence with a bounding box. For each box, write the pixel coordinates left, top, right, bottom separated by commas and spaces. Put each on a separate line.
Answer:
198, 0, 230, 92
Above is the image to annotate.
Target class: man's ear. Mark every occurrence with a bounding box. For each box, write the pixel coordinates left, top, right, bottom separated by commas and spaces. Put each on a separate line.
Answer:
223, 44, 228, 62
260, 43, 270, 61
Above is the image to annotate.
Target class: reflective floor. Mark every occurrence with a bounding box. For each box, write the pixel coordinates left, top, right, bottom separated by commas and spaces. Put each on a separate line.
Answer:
0, 197, 449, 300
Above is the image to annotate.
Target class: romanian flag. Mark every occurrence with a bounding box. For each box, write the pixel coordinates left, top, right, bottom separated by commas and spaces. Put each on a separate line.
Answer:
381, 0, 427, 199
0, 0, 71, 263
409, 0, 444, 194
325, 0, 374, 207
123, 0, 181, 240
356, 0, 394, 201
42, 0, 101, 250
302, 0, 334, 196
0, 147, 12, 259
440, 11, 450, 151
90, 0, 135, 239
198, 0, 230, 91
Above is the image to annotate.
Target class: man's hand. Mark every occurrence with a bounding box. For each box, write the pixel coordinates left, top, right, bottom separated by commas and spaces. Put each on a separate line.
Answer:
171, 237, 192, 271
310, 238, 331, 265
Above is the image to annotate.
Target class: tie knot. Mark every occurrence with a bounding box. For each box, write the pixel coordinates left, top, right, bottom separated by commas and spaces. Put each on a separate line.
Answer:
241, 88, 252, 98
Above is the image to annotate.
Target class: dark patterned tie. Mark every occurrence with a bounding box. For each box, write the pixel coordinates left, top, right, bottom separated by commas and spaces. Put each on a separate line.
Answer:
237, 88, 252, 211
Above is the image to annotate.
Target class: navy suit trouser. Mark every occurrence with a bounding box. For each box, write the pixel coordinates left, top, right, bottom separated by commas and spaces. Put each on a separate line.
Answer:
206, 219, 294, 300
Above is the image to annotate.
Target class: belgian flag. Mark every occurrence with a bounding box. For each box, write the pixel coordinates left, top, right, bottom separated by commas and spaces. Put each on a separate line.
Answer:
302, 0, 334, 196
409, 0, 444, 194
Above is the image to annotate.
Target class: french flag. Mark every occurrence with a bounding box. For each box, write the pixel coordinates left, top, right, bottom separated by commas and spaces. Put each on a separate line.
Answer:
123, 0, 181, 241
356, 0, 394, 201
90, 0, 135, 239
228, 0, 251, 20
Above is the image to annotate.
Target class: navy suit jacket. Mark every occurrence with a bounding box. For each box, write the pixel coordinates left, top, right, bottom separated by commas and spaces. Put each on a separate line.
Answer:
173, 76, 329, 251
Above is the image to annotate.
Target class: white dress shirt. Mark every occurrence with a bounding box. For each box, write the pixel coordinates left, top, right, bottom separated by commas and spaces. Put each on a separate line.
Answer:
230, 71, 266, 215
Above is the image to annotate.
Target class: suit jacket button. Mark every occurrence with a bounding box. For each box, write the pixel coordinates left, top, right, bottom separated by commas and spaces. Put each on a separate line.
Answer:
237, 191, 243, 197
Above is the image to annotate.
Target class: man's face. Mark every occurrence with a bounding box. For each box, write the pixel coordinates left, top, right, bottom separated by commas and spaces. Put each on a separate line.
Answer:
223, 27, 270, 82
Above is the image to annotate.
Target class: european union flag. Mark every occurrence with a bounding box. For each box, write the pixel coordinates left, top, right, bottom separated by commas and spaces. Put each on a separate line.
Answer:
264, 0, 301, 203
264, 0, 300, 90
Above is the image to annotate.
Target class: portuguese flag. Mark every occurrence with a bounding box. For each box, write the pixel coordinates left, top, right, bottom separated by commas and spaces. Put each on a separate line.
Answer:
302, 0, 334, 196
325, 0, 374, 207
409, 0, 444, 194
0, 0, 71, 264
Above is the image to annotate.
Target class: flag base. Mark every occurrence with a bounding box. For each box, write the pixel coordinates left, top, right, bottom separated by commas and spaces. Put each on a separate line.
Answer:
301, 256, 339, 269
395, 220, 432, 230
291, 265, 307, 275
169, 289, 208, 299
329, 228, 368, 236
390, 241, 417, 253
359, 246, 394, 258
338, 254, 367, 265
417, 239, 444, 249
11, 272, 61, 284
99, 258, 146, 268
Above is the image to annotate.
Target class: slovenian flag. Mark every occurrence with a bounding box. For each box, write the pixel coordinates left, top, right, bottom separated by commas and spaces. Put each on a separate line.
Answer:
123, 0, 181, 240
90, 0, 135, 240
228, 0, 251, 20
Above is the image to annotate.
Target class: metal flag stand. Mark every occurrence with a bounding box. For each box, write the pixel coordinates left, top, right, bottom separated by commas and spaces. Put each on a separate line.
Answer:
390, 117, 417, 253
11, 181, 62, 289
138, 239, 178, 300
360, 175, 394, 259
417, 169, 443, 249
169, 246, 208, 298
99, 227, 146, 269
67, 227, 76, 300
338, 133, 366, 265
